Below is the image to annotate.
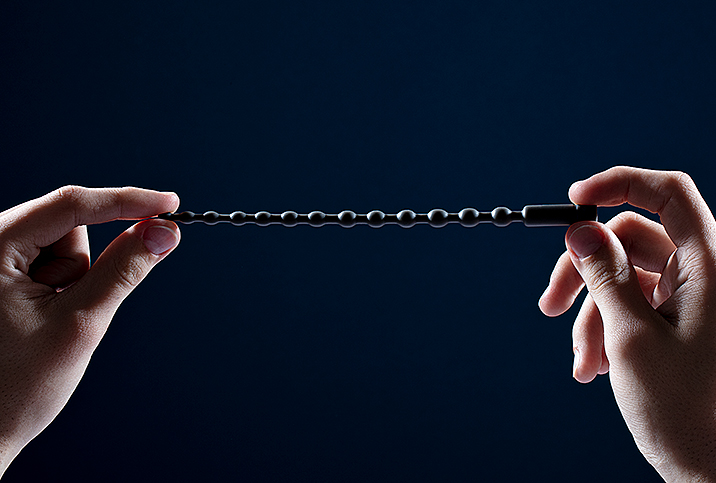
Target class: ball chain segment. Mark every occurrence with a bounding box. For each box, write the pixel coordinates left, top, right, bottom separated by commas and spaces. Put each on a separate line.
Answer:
157, 204, 597, 228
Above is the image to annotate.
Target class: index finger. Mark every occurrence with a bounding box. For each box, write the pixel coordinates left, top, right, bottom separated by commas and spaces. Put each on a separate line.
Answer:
1, 185, 180, 252
568, 166, 715, 251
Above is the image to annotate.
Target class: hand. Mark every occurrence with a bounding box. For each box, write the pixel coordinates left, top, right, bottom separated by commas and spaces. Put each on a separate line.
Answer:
0, 186, 180, 477
539, 167, 716, 481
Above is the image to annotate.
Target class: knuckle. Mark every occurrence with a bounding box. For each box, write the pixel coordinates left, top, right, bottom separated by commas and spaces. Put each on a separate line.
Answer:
111, 255, 148, 292
51, 186, 89, 225
610, 165, 631, 176
606, 211, 641, 229
653, 171, 702, 219
665, 170, 694, 193
53, 185, 88, 206
672, 170, 694, 188
664, 170, 696, 197
52, 186, 126, 224
605, 211, 643, 252
586, 258, 632, 300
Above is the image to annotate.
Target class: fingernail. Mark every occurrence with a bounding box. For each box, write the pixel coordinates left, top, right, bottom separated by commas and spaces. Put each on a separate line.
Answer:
572, 347, 581, 379
143, 225, 179, 255
568, 224, 605, 260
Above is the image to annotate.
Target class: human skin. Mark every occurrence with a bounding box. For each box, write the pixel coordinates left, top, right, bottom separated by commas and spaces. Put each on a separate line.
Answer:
0, 186, 180, 477
3, 172, 716, 481
539, 167, 716, 482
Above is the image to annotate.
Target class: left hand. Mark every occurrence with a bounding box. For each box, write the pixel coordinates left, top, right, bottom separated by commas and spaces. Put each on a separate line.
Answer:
0, 186, 180, 476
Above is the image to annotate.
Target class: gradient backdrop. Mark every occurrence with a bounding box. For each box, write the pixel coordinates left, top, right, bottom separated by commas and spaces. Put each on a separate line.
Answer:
2, 1, 715, 481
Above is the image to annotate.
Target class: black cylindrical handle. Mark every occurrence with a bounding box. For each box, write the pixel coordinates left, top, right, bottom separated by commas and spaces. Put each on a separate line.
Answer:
522, 204, 598, 227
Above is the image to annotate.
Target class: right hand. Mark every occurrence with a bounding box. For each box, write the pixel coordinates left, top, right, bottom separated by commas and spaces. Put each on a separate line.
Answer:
539, 167, 716, 482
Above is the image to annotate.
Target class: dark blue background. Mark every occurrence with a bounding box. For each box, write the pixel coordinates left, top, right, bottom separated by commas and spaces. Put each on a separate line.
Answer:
2, 1, 715, 481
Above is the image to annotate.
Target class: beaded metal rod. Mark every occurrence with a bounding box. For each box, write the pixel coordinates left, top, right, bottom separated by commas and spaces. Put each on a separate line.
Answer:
157, 204, 597, 228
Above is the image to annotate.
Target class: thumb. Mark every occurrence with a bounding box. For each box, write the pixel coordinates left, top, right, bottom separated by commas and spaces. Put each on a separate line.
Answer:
566, 222, 653, 330
64, 219, 180, 317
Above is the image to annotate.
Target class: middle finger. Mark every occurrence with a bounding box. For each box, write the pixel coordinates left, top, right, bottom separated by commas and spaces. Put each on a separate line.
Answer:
540, 211, 676, 317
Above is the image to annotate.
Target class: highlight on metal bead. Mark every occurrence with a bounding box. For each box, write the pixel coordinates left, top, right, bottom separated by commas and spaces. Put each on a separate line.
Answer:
281, 211, 298, 227
203, 211, 220, 225
490, 207, 512, 227
427, 209, 449, 228
367, 210, 385, 228
338, 210, 357, 228
308, 211, 326, 227
458, 208, 479, 227
156, 204, 597, 228
230, 211, 246, 226
255, 211, 271, 226
397, 210, 417, 228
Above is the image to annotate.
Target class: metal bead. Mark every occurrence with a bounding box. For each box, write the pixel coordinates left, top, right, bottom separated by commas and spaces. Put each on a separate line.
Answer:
255, 211, 271, 226
308, 211, 326, 227
396, 209, 416, 228
458, 208, 479, 227
230, 211, 246, 226
338, 210, 357, 228
203, 211, 220, 225
281, 211, 298, 227
176, 211, 196, 224
367, 210, 385, 228
428, 209, 449, 228
491, 207, 512, 227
